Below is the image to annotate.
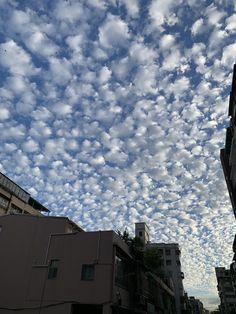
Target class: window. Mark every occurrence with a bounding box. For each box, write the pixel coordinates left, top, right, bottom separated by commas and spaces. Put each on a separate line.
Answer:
176, 260, 181, 266
139, 231, 142, 237
48, 259, 59, 279
81, 264, 95, 281
0, 194, 9, 209
115, 255, 129, 289
165, 249, 171, 255
166, 260, 171, 266
9, 204, 22, 214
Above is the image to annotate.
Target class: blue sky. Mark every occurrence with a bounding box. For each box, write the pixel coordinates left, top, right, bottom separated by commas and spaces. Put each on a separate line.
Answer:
0, 0, 236, 309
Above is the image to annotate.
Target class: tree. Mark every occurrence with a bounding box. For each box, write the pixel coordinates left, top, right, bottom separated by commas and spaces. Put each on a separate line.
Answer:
144, 247, 162, 275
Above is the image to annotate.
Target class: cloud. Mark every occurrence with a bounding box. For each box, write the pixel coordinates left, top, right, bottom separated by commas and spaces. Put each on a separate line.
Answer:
221, 43, 236, 68
0, 40, 37, 76
99, 14, 130, 49
48, 57, 73, 85
149, 0, 180, 30
159, 34, 175, 49
54, 1, 83, 23
205, 4, 226, 26
99, 66, 112, 84
22, 138, 39, 153
225, 14, 236, 33
120, 0, 139, 18
191, 18, 204, 36
0, 107, 10, 120
25, 31, 58, 57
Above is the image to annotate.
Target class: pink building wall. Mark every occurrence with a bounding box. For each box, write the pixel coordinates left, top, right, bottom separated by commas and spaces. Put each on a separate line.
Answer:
0, 215, 132, 314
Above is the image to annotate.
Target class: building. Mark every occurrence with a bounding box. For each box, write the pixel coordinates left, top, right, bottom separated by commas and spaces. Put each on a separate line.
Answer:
148, 243, 185, 314
219, 63, 236, 314
0, 214, 175, 314
188, 296, 204, 314
135, 223, 185, 314
220, 64, 236, 216
135, 222, 150, 244
215, 267, 236, 313
0, 171, 49, 216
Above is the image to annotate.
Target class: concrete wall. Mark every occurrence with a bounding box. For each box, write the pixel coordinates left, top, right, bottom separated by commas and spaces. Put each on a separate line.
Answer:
0, 215, 133, 314
0, 215, 77, 309
39, 230, 114, 305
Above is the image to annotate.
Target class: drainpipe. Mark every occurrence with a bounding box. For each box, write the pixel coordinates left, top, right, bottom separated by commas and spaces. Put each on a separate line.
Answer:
95, 231, 101, 263
38, 234, 53, 314
37, 232, 77, 314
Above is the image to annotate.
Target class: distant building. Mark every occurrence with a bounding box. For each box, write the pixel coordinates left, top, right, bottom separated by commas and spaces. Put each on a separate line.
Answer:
135, 223, 185, 314
135, 222, 150, 244
0, 172, 49, 216
215, 267, 236, 313
0, 215, 175, 314
220, 64, 236, 216
188, 296, 204, 314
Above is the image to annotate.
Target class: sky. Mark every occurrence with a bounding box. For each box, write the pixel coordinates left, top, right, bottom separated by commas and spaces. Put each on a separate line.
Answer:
0, 0, 236, 310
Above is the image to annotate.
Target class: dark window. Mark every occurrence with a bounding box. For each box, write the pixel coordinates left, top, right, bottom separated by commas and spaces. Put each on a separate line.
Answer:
165, 249, 171, 255
139, 231, 142, 237
166, 260, 171, 266
115, 255, 129, 289
10, 204, 22, 214
48, 259, 59, 279
81, 264, 95, 281
0, 194, 9, 209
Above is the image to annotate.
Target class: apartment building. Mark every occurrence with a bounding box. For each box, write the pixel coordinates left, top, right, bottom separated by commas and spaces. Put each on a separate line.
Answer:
0, 172, 49, 216
188, 296, 204, 314
220, 64, 236, 216
135, 223, 185, 314
0, 215, 175, 314
215, 267, 236, 313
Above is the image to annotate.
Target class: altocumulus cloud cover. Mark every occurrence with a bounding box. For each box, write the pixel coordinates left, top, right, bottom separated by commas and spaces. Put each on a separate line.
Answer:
0, 0, 236, 309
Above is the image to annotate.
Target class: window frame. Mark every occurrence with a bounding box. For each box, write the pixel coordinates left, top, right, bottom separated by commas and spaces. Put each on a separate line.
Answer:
48, 259, 59, 280
81, 264, 95, 281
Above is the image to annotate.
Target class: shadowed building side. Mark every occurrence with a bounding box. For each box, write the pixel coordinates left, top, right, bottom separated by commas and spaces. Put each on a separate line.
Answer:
220, 64, 236, 216
0, 215, 175, 314
0, 172, 49, 216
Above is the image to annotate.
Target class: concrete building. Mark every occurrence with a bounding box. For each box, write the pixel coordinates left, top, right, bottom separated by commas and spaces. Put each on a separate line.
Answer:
135, 223, 185, 314
148, 243, 184, 314
0, 171, 49, 216
220, 64, 236, 216
0, 214, 175, 314
135, 222, 150, 244
188, 296, 204, 314
215, 267, 236, 313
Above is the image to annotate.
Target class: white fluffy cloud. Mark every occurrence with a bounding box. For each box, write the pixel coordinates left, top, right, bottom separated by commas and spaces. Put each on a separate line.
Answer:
0, 40, 37, 76
149, 0, 180, 29
191, 18, 204, 36
99, 14, 130, 48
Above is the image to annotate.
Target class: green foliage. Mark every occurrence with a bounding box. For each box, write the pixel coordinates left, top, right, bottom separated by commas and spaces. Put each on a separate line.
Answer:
116, 228, 132, 245
116, 230, 144, 260
144, 247, 162, 275
116, 230, 161, 272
